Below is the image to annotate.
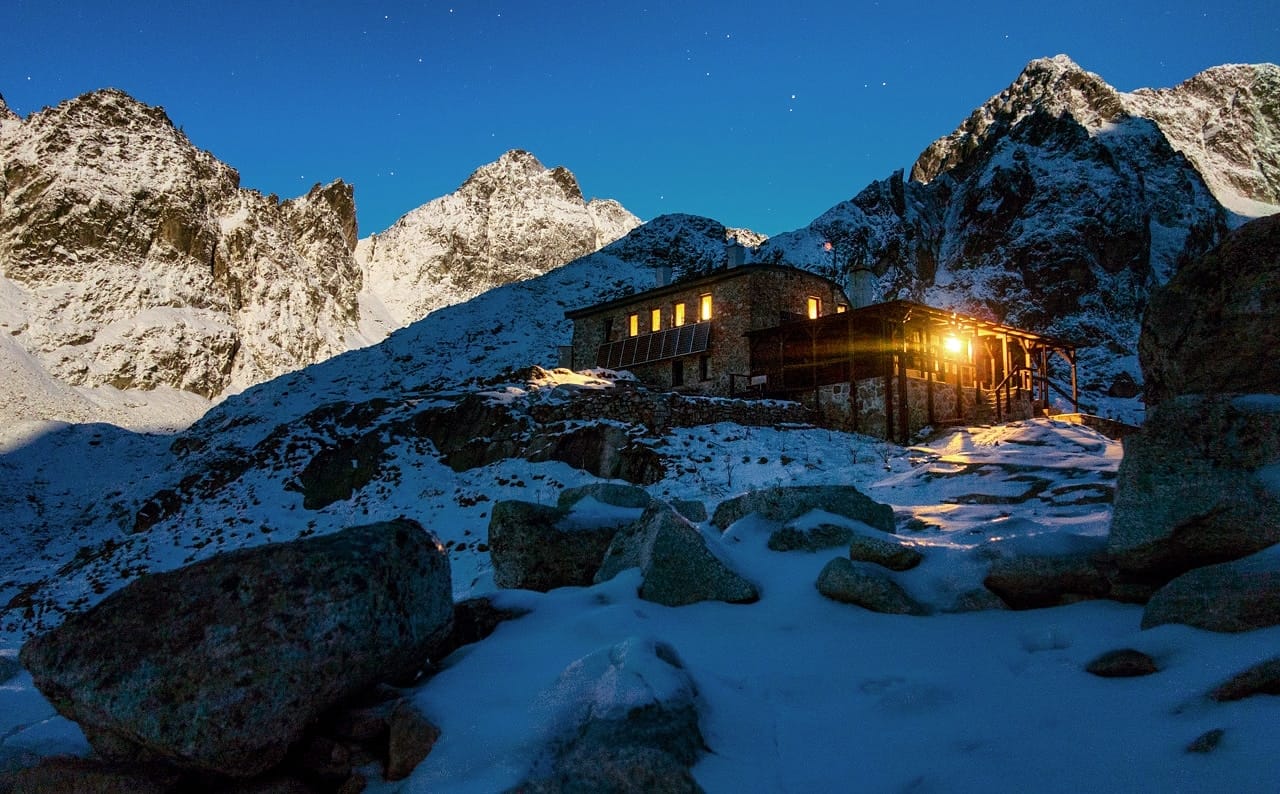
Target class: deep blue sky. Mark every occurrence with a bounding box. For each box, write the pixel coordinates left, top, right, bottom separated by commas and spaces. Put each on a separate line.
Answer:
3, 1, 1276, 237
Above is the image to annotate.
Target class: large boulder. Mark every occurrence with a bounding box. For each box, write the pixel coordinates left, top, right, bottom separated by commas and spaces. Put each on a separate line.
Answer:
767, 523, 854, 553
847, 532, 925, 571
983, 548, 1112, 609
1141, 546, 1280, 632
711, 486, 895, 532
518, 637, 705, 793
557, 482, 654, 510
1140, 214, 1280, 405
1109, 214, 1280, 587
1109, 395, 1280, 583
19, 520, 452, 778
815, 557, 928, 615
488, 499, 636, 591
596, 503, 759, 606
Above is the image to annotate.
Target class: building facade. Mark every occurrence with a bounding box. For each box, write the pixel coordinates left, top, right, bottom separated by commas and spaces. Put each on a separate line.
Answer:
565, 269, 1079, 443
564, 264, 850, 395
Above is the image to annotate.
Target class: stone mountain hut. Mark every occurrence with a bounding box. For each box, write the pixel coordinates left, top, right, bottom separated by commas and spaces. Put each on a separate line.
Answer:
565, 260, 1078, 443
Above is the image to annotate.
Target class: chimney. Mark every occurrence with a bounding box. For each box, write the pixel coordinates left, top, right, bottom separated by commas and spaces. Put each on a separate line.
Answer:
848, 265, 878, 309
726, 240, 747, 268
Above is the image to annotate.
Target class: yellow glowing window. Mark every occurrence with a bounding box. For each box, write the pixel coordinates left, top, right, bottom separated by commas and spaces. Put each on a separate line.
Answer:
836, 304, 847, 313
628, 313, 639, 337
650, 308, 661, 331
674, 302, 686, 326
699, 293, 713, 321
807, 297, 821, 319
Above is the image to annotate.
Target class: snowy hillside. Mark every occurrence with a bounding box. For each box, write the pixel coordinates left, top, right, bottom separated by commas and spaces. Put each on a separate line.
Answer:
355, 150, 641, 330
4, 385, 1280, 789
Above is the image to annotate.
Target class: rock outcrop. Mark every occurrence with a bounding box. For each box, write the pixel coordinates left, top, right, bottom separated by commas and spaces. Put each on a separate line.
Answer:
1139, 213, 1280, 404
1109, 215, 1280, 586
1209, 656, 1280, 701
816, 557, 928, 615
1085, 649, 1159, 678
488, 499, 636, 592
1141, 548, 1280, 633
597, 503, 759, 606
518, 637, 705, 793
355, 149, 640, 327
19, 520, 453, 778
711, 485, 895, 533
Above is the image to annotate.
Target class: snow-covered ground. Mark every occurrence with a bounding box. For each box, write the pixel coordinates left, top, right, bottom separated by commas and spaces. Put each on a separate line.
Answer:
2, 416, 1277, 790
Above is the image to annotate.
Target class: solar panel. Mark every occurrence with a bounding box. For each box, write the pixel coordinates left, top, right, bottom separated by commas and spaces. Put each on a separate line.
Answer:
594, 321, 712, 369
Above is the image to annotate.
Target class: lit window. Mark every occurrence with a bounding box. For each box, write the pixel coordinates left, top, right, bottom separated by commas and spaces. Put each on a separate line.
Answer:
674, 302, 686, 326
807, 297, 821, 319
651, 308, 661, 331
628, 313, 639, 337
836, 304, 847, 313
699, 294, 713, 321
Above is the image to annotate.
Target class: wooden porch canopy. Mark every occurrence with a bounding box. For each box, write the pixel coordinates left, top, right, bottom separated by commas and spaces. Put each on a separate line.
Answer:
745, 300, 1080, 440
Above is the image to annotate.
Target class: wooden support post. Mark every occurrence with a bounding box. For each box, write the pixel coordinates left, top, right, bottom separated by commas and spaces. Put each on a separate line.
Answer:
1000, 334, 1010, 420
1070, 349, 1079, 412
897, 351, 909, 443
926, 360, 935, 425
883, 347, 894, 443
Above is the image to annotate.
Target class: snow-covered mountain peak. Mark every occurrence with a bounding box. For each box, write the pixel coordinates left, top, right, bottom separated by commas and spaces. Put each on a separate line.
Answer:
459, 149, 585, 203
354, 150, 641, 330
0, 93, 16, 123
911, 55, 1126, 184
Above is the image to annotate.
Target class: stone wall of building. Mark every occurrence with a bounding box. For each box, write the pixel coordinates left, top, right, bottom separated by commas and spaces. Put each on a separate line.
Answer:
528, 381, 813, 433
568, 265, 848, 397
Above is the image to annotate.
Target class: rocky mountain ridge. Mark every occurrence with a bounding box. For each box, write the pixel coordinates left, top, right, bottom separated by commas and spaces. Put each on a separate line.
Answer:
354, 149, 640, 329
756, 56, 1278, 416
0, 91, 639, 429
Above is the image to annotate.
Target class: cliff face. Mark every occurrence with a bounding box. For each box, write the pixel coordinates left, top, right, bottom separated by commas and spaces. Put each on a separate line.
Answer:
0, 94, 640, 426
0, 89, 365, 400
355, 149, 641, 328
756, 56, 1280, 406
1122, 63, 1280, 219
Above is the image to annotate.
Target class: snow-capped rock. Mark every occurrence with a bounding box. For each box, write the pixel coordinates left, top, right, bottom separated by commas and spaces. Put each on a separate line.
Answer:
355, 149, 641, 329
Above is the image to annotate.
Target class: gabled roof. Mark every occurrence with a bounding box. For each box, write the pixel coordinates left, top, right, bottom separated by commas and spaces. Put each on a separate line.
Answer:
564, 263, 843, 320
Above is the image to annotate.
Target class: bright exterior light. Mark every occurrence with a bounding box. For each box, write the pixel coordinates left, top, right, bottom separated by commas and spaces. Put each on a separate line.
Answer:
944, 335, 963, 354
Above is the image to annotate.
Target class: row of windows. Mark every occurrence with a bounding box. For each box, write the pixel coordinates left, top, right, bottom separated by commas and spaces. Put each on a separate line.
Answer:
625, 294, 713, 337
607, 292, 847, 341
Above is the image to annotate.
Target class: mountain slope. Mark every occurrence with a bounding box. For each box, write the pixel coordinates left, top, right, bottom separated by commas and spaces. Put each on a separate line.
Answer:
0, 89, 369, 406
0, 92, 641, 430
355, 149, 640, 330
1123, 62, 1280, 220
755, 56, 1278, 418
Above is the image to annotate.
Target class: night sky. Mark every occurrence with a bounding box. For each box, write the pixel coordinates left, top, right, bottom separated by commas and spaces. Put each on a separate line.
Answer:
3, 1, 1276, 237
